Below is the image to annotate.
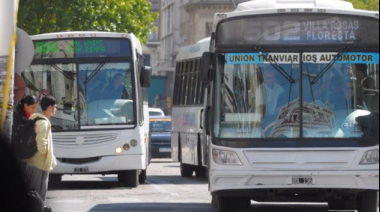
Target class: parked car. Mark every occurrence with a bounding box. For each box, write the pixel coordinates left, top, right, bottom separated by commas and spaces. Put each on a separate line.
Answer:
150, 117, 171, 158
149, 108, 165, 117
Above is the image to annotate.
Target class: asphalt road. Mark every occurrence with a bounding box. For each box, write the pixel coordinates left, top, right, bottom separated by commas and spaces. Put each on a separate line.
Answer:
46, 159, 377, 212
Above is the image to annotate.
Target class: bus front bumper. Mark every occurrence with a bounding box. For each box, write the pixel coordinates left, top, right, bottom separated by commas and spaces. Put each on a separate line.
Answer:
210, 169, 379, 194
52, 154, 146, 174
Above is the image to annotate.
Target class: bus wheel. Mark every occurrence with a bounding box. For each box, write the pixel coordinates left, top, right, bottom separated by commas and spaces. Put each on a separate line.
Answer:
211, 194, 218, 209
236, 197, 251, 209
180, 163, 194, 177
139, 169, 147, 184
328, 201, 346, 210
48, 174, 62, 187
195, 167, 207, 178
358, 191, 379, 212
218, 196, 236, 212
119, 170, 139, 188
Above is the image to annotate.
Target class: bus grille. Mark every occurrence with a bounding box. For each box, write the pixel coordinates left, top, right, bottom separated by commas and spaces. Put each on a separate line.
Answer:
58, 157, 102, 165
53, 133, 119, 146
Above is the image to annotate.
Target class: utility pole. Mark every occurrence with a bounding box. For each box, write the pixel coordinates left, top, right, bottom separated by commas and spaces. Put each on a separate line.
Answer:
0, 0, 18, 139
231, 0, 237, 8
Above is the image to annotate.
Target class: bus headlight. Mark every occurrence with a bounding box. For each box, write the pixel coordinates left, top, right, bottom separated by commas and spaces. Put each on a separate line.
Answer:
213, 149, 243, 166
360, 150, 379, 165
116, 147, 123, 154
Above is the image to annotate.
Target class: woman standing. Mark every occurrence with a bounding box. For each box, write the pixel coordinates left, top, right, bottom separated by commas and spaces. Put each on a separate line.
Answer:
11, 95, 39, 167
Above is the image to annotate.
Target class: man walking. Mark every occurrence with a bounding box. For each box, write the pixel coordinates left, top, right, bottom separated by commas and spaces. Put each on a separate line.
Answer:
25, 96, 57, 209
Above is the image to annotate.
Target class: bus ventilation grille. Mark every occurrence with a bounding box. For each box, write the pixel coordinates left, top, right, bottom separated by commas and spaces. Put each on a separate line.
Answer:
53, 133, 119, 146
58, 157, 102, 165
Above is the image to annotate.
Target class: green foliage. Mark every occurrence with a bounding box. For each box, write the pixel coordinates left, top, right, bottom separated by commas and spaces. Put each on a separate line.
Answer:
18, 0, 159, 43
346, 0, 379, 11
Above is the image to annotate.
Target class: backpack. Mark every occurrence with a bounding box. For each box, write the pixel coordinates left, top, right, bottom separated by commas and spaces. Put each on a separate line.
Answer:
11, 117, 46, 160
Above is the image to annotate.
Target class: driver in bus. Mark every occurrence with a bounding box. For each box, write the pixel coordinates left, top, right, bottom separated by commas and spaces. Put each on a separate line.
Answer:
331, 80, 367, 113
102, 73, 130, 100
255, 67, 285, 116
353, 64, 376, 94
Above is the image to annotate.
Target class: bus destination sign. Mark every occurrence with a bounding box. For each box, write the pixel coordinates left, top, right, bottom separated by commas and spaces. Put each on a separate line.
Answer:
33, 38, 131, 59
217, 14, 379, 46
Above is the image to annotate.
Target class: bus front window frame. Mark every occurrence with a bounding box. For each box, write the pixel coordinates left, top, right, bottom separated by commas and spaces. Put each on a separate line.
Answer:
23, 38, 138, 132
211, 49, 379, 148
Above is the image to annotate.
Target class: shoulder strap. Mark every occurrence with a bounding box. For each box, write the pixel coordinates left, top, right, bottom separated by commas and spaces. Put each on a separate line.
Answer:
32, 117, 47, 123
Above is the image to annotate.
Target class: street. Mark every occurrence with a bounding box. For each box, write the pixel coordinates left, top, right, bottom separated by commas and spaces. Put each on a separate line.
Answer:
46, 159, 373, 212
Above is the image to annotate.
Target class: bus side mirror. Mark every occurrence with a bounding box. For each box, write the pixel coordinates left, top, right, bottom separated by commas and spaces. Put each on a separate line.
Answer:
200, 52, 214, 83
141, 66, 152, 88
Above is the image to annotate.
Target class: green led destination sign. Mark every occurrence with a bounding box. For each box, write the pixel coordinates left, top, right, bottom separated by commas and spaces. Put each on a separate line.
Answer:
217, 14, 379, 46
33, 39, 131, 59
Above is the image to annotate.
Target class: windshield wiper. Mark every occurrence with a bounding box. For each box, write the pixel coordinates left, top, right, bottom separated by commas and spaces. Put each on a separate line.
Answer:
84, 57, 108, 85
258, 47, 296, 84
288, 60, 294, 106
311, 47, 349, 85
305, 64, 316, 105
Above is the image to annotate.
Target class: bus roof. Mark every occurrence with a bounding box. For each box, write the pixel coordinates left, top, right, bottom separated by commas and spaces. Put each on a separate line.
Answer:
214, 0, 379, 32
30, 31, 143, 55
236, 0, 354, 11
176, 37, 210, 61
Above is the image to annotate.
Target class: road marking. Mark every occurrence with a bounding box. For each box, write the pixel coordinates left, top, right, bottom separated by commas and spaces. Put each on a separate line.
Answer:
108, 197, 142, 203
146, 180, 180, 197
51, 199, 84, 204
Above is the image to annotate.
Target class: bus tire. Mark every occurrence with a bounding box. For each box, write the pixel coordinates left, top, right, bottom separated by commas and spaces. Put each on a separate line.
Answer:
120, 170, 139, 188
195, 166, 207, 178
211, 194, 218, 209
236, 197, 251, 209
218, 196, 236, 212
139, 169, 147, 184
117, 173, 124, 183
48, 174, 62, 187
358, 191, 379, 212
180, 163, 194, 177
328, 201, 346, 210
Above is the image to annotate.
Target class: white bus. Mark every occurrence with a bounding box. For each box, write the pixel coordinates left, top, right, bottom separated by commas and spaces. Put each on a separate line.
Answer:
172, 38, 210, 177
22, 31, 152, 188
199, 0, 379, 211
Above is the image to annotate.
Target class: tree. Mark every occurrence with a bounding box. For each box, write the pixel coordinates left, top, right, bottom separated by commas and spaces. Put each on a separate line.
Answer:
346, 0, 379, 11
18, 0, 159, 43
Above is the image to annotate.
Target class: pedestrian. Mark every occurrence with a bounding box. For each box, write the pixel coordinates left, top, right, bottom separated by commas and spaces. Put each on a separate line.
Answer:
0, 132, 32, 212
25, 96, 57, 211
12, 95, 39, 170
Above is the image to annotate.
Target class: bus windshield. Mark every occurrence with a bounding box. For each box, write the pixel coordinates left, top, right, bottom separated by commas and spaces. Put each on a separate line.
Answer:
214, 52, 379, 139
22, 38, 135, 131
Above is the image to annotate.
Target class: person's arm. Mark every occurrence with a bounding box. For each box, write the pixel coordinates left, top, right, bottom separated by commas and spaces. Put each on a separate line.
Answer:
35, 120, 49, 155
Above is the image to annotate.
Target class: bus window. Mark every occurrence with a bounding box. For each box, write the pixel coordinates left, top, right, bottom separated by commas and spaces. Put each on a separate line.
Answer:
303, 53, 379, 138
79, 62, 135, 126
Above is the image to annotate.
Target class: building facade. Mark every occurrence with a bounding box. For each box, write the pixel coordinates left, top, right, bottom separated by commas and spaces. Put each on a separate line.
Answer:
144, 0, 160, 69
156, 0, 248, 114
180, 0, 247, 46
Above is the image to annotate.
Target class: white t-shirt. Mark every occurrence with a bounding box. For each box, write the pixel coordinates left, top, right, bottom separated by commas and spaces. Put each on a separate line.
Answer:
255, 83, 285, 115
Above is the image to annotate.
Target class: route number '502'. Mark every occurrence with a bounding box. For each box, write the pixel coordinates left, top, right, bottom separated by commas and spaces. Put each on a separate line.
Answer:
244, 22, 301, 41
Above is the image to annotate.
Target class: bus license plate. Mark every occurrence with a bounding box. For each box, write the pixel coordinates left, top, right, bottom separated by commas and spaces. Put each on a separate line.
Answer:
159, 148, 171, 153
74, 167, 89, 173
292, 177, 313, 185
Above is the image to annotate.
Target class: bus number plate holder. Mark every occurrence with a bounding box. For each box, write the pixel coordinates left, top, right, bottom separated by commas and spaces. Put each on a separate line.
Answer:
291, 177, 313, 185
159, 148, 171, 153
74, 167, 89, 173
